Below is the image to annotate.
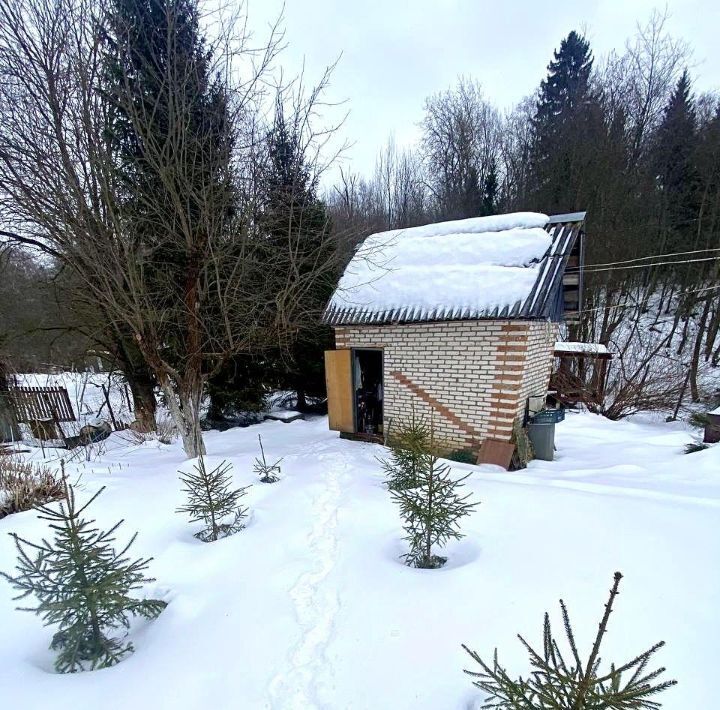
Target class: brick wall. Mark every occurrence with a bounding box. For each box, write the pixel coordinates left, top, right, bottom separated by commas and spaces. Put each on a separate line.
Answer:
334, 319, 557, 451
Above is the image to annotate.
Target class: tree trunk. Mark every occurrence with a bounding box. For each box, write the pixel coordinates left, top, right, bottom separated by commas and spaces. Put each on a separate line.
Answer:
0, 362, 20, 443
125, 368, 156, 432
111, 328, 157, 432
161, 378, 206, 458
689, 298, 711, 402
0, 392, 20, 443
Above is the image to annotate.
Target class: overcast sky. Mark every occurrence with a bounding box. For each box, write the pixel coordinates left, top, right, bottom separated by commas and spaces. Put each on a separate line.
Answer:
248, 0, 720, 180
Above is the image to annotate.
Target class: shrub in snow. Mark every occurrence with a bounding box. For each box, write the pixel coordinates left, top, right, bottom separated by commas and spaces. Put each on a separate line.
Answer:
381, 409, 431, 491
462, 572, 677, 709
177, 457, 249, 542
684, 440, 710, 454
0, 473, 166, 673
0, 455, 63, 519
390, 414, 477, 568
253, 435, 282, 483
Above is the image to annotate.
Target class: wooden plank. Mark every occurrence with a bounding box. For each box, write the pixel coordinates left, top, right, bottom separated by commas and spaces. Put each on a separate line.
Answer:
477, 438, 515, 470
325, 349, 354, 433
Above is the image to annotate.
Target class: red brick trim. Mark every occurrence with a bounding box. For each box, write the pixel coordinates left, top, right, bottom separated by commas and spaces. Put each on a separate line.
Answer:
390, 371, 482, 443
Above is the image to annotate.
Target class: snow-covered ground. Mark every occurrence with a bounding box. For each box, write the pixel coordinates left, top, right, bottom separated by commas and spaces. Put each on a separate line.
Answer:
1, 411, 718, 709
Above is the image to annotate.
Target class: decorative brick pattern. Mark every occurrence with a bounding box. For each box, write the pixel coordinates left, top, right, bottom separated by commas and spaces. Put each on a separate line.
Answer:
334, 319, 558, 451
389, 371, 484, 443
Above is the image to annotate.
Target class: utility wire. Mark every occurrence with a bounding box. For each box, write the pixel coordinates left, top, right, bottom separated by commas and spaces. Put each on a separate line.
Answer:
568, 283, 720, 319
573, 246, 720, 270
568, 255, 720, 276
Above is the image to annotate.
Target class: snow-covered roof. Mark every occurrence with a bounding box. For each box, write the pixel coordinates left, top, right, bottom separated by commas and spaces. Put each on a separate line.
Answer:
554, 341, 611, 356
324, 211, 585, 325
710, 405, 720, 416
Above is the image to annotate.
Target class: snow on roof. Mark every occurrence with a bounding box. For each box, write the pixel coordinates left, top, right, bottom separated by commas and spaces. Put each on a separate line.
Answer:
327, 212, 553, 323
710, 405, 720, 416
554, 341, 610, 356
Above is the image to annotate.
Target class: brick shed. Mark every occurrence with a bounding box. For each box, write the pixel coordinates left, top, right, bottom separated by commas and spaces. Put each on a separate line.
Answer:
322, 211, 586, 466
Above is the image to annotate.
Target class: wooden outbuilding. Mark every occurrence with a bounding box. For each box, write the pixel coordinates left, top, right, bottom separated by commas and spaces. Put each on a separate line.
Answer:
322, 211, 591, 467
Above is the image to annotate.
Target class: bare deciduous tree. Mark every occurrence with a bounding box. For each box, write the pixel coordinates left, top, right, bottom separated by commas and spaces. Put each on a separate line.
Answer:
0, 0, 342, 457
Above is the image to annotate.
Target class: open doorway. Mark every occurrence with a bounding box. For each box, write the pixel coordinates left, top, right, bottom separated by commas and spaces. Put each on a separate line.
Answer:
353, 349, 383, 436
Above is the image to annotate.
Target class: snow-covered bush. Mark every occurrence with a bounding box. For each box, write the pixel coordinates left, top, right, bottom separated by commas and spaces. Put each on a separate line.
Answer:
177, 457, 249, 542
463, 572, 676, 708
0, 455, 63, 519
1, 477, 166, 672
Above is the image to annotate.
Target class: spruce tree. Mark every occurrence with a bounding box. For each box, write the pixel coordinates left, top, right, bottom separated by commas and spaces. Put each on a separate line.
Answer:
530, 31, 601, 211
0, 475, 166, 673
101, 0, 237, 457
461, 165, 484, 219
381, 408, 431, 491
481, 158, 499, 216
258, 98, 337, 411
390, 414, 478, 568
463, 572, 677, 709
177, 457, 249, 542
653, 70, 700, 254
253, 434, 282, 483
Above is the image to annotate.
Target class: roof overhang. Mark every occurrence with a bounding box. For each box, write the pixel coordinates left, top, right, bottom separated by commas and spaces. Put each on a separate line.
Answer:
324, 211, 587, 327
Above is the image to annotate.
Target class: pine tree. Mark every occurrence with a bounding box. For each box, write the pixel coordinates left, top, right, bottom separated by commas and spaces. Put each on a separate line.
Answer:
460, 165, 484, 218
0, 475, 166, 673
481, 158, 499, 216
530, 31, 601, 211
653, 70, 700, 254
177, 457, 249, 542
253, 434, 282, 483
381, 407, 431, 491
463, 572, 677, 708
390, 413, 478, 568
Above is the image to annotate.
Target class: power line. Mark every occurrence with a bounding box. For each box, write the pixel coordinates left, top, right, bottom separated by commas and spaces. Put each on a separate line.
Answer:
569, 283, 720, 319
570, 255, 720, 276
575, 247, 720, 270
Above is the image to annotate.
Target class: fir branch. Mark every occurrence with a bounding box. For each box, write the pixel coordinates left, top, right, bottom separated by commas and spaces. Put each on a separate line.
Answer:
463, 573, 677, 709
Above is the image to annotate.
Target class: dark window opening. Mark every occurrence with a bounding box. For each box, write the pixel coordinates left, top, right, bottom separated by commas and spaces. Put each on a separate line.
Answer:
353, 349, 383, 435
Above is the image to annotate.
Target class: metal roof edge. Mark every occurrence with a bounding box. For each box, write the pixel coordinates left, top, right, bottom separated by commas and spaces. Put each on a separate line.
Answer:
547, 211, 586, 225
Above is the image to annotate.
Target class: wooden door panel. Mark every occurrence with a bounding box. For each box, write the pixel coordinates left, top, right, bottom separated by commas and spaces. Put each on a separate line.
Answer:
325, 349, 354, 432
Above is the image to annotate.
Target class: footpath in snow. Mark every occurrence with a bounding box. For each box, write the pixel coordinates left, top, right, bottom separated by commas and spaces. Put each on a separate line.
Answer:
0, 411, 718, 709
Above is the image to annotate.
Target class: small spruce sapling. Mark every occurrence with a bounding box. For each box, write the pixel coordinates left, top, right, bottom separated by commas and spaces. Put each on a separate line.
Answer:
381, 407, 430, 490
391, 411, 478, 568
462, 572, 677, 709
177, 456, 249, 542
253, 434, 282, 483
0, 471, 166, 673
